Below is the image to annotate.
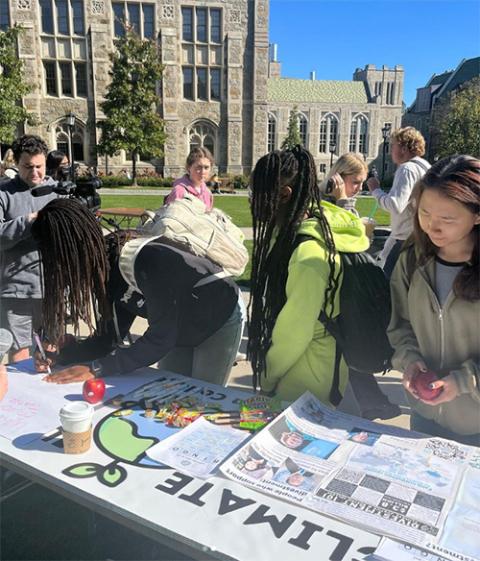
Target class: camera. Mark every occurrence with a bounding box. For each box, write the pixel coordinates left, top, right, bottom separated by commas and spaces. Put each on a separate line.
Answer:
31, 175, 102, 212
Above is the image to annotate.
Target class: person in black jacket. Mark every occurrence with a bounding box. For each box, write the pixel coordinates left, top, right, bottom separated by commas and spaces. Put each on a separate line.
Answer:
32, 198, 243, 386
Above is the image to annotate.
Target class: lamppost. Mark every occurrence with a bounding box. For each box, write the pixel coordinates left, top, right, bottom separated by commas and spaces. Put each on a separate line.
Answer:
381, 123, 391, 181
66, 111, 76, 181
329, 140, 337, 169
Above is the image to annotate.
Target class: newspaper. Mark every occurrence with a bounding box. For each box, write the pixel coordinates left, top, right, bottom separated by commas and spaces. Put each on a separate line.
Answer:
220, 392, 479, 561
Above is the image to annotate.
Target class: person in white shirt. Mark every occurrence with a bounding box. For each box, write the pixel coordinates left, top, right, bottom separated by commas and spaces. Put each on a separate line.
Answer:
367, 127, 430, 278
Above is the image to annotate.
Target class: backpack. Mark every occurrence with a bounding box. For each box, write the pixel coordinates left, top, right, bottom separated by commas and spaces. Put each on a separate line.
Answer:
296, 235, 394, 405
139, 194, 249, 277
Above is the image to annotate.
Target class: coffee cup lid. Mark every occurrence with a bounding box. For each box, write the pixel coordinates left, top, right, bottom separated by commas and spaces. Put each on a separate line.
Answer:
59, 401, 93, 420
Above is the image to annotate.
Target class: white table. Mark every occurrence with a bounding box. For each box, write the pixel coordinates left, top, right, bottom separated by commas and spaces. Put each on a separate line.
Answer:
0, 366, 380, 561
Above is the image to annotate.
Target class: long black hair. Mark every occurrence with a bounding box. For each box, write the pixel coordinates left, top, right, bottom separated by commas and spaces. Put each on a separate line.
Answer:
247, 146, 338, 388
31, 198, 111, 341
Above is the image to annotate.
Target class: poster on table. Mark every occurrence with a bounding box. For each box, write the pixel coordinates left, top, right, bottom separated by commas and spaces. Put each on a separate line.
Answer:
0, 370, 379, 561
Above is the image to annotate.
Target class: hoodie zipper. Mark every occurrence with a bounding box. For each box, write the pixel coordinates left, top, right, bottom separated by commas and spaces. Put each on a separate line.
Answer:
419, 267, 445, 369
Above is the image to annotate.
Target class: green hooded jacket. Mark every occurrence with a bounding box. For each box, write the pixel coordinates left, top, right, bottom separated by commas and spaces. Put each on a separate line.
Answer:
261, 201, 369, 404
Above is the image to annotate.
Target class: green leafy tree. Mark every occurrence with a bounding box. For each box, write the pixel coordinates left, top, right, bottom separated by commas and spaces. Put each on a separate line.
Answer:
97, 28, 166, 185
281, 106, 302, 149
431, 77, 480, 159
0, 26, 36, 153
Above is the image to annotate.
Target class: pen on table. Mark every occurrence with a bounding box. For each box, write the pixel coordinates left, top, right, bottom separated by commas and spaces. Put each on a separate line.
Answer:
33, 331, 51, 375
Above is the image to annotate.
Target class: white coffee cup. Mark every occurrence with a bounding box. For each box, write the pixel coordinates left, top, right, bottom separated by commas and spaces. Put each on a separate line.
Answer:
59, 401, 93, 433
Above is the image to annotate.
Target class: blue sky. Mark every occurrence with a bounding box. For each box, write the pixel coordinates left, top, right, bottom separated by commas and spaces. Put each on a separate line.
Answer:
269, 0, 480, 105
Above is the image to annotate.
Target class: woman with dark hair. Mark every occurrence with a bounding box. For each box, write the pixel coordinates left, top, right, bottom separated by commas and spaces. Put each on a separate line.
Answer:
31, 198, 243, 385
248, 146, 369, 405
46, 150, 69, 181
388, 155, 480, 445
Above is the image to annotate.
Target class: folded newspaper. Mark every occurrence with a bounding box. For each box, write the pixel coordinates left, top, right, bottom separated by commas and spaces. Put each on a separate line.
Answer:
220, 392, 480, 561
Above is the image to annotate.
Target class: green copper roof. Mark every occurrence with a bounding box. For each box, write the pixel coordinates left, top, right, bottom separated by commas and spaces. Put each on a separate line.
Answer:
267, 78, 369, 103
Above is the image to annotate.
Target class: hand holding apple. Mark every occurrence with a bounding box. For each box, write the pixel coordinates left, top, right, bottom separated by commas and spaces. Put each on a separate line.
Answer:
411, 369, 443, 401
83, 378, 106, 404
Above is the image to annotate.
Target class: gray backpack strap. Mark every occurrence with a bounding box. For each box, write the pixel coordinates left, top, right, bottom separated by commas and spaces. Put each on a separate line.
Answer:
194, 270, 231, 288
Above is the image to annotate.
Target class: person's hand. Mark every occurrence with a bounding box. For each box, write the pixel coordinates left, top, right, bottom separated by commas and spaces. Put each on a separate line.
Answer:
43, 364, 94, 384
34, 341, 58, 373
367, 176, 380, 192
330, 173, 347, 201
403, 360, 427, 398
419, 373, 460, 406
0, 365, 8, 401
28, 212, 38, 223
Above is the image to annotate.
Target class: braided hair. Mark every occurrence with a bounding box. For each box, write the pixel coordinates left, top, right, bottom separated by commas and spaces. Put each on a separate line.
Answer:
248, 146, 339, 389
31, 199, 111, 342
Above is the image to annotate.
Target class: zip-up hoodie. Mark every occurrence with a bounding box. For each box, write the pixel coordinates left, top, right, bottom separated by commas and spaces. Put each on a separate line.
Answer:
388, 251, 480, 436
261, 201, 369, 404
0, 175, 58, 298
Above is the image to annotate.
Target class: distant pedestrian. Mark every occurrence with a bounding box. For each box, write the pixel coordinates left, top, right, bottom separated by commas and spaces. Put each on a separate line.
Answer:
46, 150, 69, 181
367, 127, 430, 278
165, 147, 214, 210
0, 149, 18, 179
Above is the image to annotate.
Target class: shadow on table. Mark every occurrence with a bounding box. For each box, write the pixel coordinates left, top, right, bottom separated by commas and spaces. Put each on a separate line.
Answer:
1, 482, 198, 561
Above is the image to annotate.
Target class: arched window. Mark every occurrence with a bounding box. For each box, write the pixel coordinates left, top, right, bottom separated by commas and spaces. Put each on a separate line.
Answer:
349, 114, 368, 155
55, 121, 85, 162
298, 113, 308, 147
319, 113, 338, 153
188, 121, 216, 156
267, 113, 276, 152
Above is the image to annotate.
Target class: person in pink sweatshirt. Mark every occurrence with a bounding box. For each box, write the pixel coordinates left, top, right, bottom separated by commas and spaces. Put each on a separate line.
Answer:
165, 147, 214, 210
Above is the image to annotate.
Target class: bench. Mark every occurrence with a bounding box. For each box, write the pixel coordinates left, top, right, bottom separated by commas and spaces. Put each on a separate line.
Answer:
99, 207, 153, 231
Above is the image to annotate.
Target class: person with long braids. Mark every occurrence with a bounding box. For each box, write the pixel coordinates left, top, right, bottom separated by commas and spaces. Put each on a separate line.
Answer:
248, 146, 369, 404
31, 198, 243, 385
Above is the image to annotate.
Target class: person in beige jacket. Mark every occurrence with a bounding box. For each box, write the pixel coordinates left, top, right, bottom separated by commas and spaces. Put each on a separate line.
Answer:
388, 155, 480, 446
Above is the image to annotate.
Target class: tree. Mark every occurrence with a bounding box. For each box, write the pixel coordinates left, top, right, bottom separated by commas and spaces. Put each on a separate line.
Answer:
281, 106, 301, 149
0, 26, 36, 155
431, 77, 480, 159
97, 28, 166, 185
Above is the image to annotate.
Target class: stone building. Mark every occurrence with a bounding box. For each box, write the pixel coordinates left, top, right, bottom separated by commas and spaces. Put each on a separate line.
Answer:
1, 0, 403, 177
403, 56, 480, 160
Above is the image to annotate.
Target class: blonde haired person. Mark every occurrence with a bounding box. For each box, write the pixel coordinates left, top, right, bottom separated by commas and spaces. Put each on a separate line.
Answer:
320, 153, 368, 215
1, 149, 18, 179
367, 126, 430, 278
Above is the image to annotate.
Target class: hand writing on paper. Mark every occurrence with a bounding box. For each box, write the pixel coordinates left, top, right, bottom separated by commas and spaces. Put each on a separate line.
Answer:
43, 365, 94, 384
403, 360, 427, 398
419, 374, 459, 406
34, 340, 58, 373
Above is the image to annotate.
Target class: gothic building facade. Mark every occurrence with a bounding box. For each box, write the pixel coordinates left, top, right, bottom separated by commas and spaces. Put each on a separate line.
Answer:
1, 0, 404, 177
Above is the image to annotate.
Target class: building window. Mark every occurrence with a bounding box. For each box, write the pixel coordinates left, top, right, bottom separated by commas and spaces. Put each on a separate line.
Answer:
386, 82, 395, 105
40, 0, 87, 98
298, 113, 308, 147
55, 121, 85, 161
181, 6, 223, 102
75, 62, 87, 96
319, 164, 326, 174
112, 2, 155, 39
0, 0, 9, 30
188, 121, 216, 157
183, 67, 193, 99
182, 7, 193, 41
349, 114, 368, 155
44, 61, 57, 95
319, 113, 338, 153
267, 113, 276, 152
59, 61, 73, 95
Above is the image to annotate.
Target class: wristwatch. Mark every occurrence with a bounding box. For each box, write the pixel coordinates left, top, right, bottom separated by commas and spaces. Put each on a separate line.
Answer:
90, 360, 103, 378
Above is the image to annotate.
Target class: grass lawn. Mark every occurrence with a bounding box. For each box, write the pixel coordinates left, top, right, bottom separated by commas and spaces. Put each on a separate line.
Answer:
100, 194, 390, 228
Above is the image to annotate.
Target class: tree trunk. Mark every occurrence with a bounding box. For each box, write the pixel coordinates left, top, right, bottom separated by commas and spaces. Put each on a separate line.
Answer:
132, 149, 138, 186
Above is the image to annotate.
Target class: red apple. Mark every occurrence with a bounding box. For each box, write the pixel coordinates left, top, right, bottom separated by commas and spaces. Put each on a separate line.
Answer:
411, 369, 443, 401
83, 378, 106, 404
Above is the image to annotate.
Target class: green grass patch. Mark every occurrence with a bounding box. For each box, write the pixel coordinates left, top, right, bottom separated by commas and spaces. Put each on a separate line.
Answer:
236, 240, 253, 287
355, 198, 390, 226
